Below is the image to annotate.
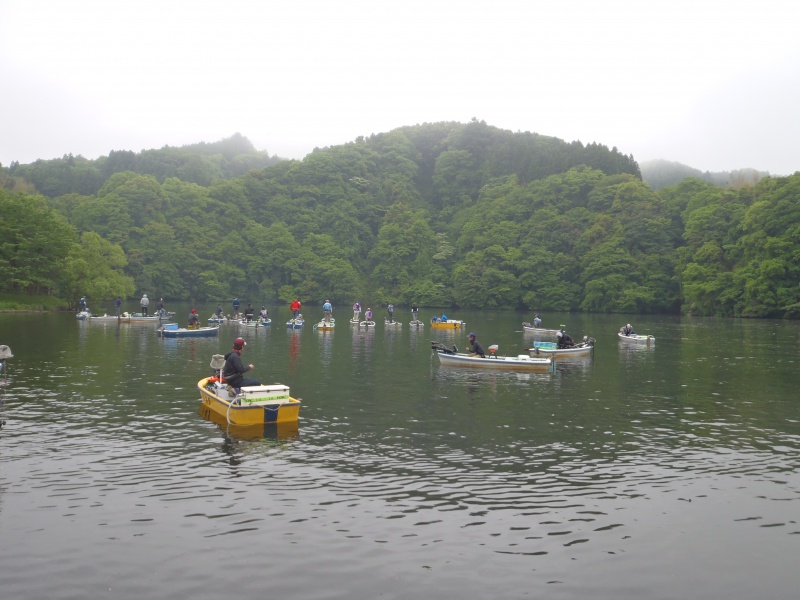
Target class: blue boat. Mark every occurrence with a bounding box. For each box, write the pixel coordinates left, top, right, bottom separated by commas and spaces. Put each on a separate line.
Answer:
158, 323, 219, 338
286, 317, 304, 329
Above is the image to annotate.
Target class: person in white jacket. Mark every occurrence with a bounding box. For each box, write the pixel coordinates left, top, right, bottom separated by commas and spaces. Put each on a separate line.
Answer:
140, 294, 150, 316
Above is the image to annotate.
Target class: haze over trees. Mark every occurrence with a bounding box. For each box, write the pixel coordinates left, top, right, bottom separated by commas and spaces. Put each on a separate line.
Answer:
1, 121, 798, 318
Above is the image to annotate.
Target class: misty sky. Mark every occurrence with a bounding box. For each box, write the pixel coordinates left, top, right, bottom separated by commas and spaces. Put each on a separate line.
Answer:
2, 0, 798, 175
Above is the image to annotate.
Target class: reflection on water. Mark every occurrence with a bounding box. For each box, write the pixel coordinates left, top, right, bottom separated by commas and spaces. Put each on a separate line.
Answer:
0, 311, 799, 599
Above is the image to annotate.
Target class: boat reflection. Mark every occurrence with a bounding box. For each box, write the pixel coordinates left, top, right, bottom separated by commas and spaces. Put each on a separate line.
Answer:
198, 405, 300, 441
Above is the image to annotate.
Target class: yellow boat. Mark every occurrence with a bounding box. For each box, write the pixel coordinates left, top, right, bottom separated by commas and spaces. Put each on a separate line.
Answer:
429, 317, 466, 329
198, 376, 301, 425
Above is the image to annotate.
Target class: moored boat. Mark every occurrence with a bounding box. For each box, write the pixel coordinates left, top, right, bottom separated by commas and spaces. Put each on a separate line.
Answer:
431, 341, 552, 371
618, 332, 655, 346
528, 337, 595, 358
158, 323, 219, 338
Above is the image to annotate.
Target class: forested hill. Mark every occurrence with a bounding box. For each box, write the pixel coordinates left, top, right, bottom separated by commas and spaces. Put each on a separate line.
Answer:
2, 120, 799, 319
640, 159, 770, 190
3, 133, 282, 197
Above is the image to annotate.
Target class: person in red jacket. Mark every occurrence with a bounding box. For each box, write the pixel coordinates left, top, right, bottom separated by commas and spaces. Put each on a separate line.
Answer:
290, 299, 302, 320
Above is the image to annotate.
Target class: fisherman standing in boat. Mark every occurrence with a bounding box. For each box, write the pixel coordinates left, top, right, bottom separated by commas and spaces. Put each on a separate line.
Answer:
323, 299, 333, 322
140, 293, 149, 316
533, 314, 542, 327
387, 303, 394, 323
187, 308, 200, 329
232, 297, 241, 317
467, 332, 486, 358
352, 301, 361, 321
622, 323, 634, 336
115, 296, 122, 317
290, 299, 302, 321
244, 303, 255, 322
411, 303, 419, 322
223, 337, 260, 395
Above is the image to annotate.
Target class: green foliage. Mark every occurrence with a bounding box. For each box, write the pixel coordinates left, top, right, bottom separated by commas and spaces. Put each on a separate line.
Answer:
6, 123, 798, 318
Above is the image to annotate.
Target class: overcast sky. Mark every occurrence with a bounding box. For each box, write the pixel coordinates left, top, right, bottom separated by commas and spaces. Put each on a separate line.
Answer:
2, 0, 798, 175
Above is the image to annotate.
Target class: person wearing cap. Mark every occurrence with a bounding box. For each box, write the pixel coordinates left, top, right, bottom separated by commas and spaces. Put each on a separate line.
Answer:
322, 299, 333, 322
222, 337, 260, 395
364, 307, 373, 321
232, 297, 241, 317
260, 306, 269, 320
533, 314, 542, 328
622, 323, 635, 336
187, 308, 200, 329
557, 328, 575, 348
140, 293, 149, 316
467, 332, 485, 358
215, 304, 224, 318
387, 303, 394, 323
353, 302, 361, 321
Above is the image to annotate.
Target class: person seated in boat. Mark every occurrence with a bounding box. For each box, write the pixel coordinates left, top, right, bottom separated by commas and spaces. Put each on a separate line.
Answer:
187, 308, 200, 329
364, 308, 373, 321
215, 304, 224, 318
622, 323, 634, 336
353, 302, 361, 320
557, 329, 575, 348
467, 332, 486, 358
222, 337, 260, 396
243, 303, 255, 322
440, 313, 448, 322
387, 303, 394, 323
411, 304, 419, 321
533, 314, 542, 327
323, 299, 333, 322
157, 298, 165, 315
260, 306, 269, 320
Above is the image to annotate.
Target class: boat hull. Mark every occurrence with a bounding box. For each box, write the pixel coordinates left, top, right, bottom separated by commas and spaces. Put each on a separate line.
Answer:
286, 320, 304, 329
522, 323, 561, 335
435, 351, 552, 371
618, 332, 655, 346
529, 345, 593, 358
430, 319, 466, 329
159, 326, 219, 337
198, 378, 300, 425
409, 320, 425, 328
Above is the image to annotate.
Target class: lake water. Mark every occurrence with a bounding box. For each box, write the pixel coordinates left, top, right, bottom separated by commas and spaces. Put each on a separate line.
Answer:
1, 308, 798, 599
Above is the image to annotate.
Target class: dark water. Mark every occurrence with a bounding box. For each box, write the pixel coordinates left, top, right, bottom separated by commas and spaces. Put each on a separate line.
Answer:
1, 308, 798, 599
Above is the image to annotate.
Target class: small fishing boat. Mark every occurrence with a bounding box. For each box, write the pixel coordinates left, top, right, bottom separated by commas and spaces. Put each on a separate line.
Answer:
359, 320, 376, 328
521, 322, 561, 335
314, 318, 335, 331
198, 354, 301, 425
76, 310, 91, 320
239, 317, 271, 328
208, 315, 230, 324
528, 337, 595, 358
430, 317, 466, 330
158, 323, 219, 338
87, 314, 131, 322
384, 319, 402, 328
125, 311, 174, 323
431, 341, 552, 371
618, 332, 655, 346
0, 344, 12, 384
349, 318, 360, 325
409, 320, 425, 328
286, 317, 305, 329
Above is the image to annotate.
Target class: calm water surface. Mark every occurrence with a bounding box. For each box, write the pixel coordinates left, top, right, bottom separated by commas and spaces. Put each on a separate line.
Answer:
1, 308, 798, 599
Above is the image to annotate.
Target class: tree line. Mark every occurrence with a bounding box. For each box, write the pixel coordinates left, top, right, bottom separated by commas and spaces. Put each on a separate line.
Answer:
1, 120, 797, 317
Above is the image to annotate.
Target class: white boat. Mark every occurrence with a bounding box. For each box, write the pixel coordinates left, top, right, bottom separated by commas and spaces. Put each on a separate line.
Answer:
409, 320, 425, 328
87, 313, 130, 322
618, 332, 655, 346
286, 317, 305, 329
431, 342, 552, 371
528, 337, 595, 358
384, 319, 402, 328
239, 317, 271, 328
76, 310, 91, 320
521, 322, 561, 335
359, 320, 376, 328
314, 318, 335, 331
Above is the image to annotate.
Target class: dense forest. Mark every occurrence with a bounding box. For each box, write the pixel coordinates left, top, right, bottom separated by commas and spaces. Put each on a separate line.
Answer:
1, 121, 798, 318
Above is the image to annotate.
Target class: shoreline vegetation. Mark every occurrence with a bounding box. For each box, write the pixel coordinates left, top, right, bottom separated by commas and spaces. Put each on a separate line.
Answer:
0, 294, 69, 312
